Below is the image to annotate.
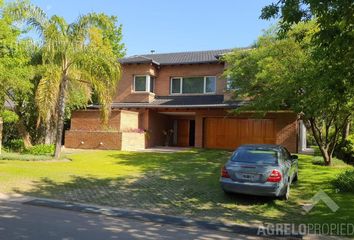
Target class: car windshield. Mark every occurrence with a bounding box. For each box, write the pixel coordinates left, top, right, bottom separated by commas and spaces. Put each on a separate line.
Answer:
231, 148, 278, 164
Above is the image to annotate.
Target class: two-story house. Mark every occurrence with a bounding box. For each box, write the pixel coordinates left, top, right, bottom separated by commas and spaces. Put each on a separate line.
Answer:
65, 49, 299, 152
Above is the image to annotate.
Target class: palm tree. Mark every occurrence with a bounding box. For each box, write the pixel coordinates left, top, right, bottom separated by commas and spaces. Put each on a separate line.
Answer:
15, 4, 123, 158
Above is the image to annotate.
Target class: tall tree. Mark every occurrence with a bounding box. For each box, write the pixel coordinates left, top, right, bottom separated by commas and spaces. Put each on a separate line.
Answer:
13, 2, 124, 158
261, 1, 354, 96
259, 0, 354, 164
224, 22, 353, 165
0, 0, 33, 150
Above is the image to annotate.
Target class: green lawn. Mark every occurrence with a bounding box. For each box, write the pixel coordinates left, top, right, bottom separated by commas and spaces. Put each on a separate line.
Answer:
0, 149, 353, 227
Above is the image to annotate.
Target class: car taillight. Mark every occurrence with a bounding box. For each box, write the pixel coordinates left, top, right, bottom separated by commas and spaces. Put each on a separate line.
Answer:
221, 166, 230, 178
267, 169, 282, 182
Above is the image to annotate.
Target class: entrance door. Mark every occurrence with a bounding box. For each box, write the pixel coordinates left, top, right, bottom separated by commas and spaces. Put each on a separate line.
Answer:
177, 120, 190, 147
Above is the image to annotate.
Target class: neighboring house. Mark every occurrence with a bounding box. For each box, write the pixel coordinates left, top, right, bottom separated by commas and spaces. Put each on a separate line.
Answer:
65, 49, 302, 152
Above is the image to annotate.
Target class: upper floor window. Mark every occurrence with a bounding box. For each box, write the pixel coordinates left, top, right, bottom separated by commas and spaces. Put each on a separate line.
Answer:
170, 76, 216, 94
134, 75, 154, 93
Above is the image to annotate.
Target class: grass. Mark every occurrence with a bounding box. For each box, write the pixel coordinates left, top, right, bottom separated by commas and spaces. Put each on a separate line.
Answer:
0, 149, 353, 229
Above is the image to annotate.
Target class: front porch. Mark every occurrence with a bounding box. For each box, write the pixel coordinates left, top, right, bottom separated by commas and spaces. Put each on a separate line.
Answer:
141, 110, 199, 148
65, 106, 300, 153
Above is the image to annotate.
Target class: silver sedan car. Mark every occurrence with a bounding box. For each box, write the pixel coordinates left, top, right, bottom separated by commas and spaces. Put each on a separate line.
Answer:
220, 144, 298, 200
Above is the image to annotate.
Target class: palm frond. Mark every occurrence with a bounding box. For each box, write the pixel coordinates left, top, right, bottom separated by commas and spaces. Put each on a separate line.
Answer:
7, 1, 48, 35
66, 78, 92, 109
49, 15, 68, 36
35, 65, 61, 124
73, 47, 121, 124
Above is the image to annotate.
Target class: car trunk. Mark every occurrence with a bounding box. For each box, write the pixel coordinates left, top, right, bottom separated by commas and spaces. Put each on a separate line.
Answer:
226, 162, 278, 183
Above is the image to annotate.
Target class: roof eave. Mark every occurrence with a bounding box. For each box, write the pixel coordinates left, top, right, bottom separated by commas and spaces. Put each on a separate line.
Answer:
87, 103, 243, 110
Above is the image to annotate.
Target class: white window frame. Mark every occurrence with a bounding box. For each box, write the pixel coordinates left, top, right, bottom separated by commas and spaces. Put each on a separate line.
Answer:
170, 76, 216, 95
170, 77, 183, 95
133, 75, 153, 93
205, 76, 216, 93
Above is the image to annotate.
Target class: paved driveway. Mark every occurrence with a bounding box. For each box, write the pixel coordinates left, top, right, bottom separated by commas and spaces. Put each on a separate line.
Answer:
0, 200, 261, 240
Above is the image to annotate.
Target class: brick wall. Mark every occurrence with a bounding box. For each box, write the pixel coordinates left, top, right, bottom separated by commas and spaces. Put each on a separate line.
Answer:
65, 110, 146, 151
114, 64, 157, 102
66, 108, 298, 152
70, 110, 120, 131
274, 116, 298, 153
154, 64, 226, 96
69, 110, 140, 132
65, 131, 121, 150
122, 92, 155, 103
114, 63, 227, 103
145, 110, 172, 147
195, 115, 203, 148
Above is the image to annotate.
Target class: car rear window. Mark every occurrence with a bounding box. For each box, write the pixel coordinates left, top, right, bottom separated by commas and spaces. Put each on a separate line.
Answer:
231, 148, 278, 164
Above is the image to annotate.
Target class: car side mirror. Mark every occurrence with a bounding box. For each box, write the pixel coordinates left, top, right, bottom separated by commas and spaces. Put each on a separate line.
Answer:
291, 155, 298, 160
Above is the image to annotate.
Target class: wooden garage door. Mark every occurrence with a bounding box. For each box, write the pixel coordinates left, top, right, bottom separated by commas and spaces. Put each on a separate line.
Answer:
204, 118, 276, 150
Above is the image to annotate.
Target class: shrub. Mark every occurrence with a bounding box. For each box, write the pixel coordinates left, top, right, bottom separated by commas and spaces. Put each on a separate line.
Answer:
307, 132, 317, 147
0, 152, 53, 161
312, 156, 347, 167
4, 139, 25, 152
24, 144, 55, 156
334, 135, 354, 164
332, 169, 354, 193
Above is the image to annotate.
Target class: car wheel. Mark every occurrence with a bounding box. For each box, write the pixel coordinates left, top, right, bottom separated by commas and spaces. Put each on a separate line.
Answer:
280, 184, 290, 200
222, 189, 233, 196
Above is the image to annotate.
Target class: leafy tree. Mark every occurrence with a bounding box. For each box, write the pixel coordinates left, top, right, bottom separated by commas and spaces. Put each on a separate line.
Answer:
13, 2, 124, 158
0, 0, 33, 151
261, 0, 354, 139
224, 22, 353, 165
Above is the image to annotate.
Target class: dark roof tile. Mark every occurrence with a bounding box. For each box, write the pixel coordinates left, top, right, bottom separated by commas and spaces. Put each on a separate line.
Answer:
119, 49, 243, 65
88, 95, 246, 109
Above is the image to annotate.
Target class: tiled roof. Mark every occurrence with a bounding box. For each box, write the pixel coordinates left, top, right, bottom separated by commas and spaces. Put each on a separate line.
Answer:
151, 95, 225, 105
119, 49, 239, 65
88, 95, 246, 109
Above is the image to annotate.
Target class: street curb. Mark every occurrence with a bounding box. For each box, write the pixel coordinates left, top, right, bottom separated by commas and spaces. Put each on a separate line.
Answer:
24, 198, 302, 238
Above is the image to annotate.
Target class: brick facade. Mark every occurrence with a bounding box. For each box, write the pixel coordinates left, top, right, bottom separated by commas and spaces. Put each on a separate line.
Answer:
65, 59, 299, 153
65, 110, 145, 151
65, 131, 121, 150
114, 63, 226, 103
114, 64, 158, 102
138, 109, 298, 152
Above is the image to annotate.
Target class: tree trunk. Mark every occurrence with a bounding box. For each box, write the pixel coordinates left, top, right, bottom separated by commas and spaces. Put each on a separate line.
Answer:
44, 123, 51, 145
44, 114, 51, 144
44, 115, 56, 145
17, 118, 32, 148
54, 74, 69, 159
342, 120, 350, 141
319, 145, 332, 166
307, 118, 333, 166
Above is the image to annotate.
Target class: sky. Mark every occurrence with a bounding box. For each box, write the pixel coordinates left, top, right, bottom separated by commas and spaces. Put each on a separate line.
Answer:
29, 0, 277, 56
